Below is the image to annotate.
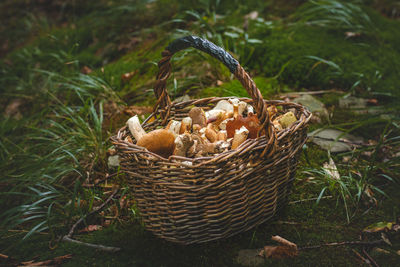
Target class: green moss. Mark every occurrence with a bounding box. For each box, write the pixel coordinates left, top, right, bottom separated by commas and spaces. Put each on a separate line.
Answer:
245, 7, 400, 99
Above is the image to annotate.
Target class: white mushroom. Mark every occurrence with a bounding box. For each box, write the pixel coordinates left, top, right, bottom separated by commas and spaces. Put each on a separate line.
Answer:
231, 126, 249, 149
127, 115, 175, 158
174, 133, 194, 157
166, 120, 182, 137
127, 115, 146, 141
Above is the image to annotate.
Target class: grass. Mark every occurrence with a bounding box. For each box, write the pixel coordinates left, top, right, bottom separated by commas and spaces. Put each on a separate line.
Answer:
0, 0, 400, 265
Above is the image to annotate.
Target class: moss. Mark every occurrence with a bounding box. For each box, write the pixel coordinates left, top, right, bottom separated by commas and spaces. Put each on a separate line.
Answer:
2, 182, 399, 267
245, 7, 400, 100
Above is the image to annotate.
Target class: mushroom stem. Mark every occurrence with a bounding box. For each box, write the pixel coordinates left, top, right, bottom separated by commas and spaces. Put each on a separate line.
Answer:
180, 117, 192, 134
127, 115, 146, 142
166, 120, 182, 137
231, 126, 249, 149
174, 133, 194, 157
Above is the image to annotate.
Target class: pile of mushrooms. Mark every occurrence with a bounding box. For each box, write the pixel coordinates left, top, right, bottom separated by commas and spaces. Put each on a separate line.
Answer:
126, 98, 298, 159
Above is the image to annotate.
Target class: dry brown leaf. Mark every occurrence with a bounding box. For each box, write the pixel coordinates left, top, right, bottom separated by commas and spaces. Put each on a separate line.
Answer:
20, 254, 72, 266
79, 225, 102, 233
81, 66, 92, 74
260, 245, 298, 259
259, 235, 298, 259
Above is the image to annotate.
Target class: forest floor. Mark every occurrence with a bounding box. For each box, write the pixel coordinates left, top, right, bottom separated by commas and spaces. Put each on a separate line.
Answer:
1, 0, 399, 266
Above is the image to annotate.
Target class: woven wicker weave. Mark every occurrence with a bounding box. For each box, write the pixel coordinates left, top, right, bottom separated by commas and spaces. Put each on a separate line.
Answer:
112, 36, 311, 244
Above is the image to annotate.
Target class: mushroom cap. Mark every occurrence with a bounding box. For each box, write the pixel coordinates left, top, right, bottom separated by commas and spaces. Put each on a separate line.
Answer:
137, 129, 176, 158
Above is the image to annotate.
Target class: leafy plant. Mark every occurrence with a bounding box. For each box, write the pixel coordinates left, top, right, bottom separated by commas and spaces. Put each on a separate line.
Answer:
0, 89, 109, 240
295, 0, 376, 34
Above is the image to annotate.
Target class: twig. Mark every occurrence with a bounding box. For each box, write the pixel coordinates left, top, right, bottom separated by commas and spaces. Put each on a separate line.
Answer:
363, 248, 380, 267
67, 189, 118, 238
352, 249, 371, 266
299, 239, 385, 250
62, 236, 120, 252
289, 196, 333, 205
62, 188, 121, 252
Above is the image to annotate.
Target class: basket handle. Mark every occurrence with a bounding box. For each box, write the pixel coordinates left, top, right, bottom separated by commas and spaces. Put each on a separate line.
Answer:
154, 36, 274, 141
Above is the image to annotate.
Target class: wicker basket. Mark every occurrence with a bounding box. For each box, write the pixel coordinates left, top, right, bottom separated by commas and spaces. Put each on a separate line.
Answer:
112, 36, 311, 244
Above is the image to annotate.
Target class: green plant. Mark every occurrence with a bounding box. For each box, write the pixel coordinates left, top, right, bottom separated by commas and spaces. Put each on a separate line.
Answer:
295, 0, 376, 34
0, 88, 109, 241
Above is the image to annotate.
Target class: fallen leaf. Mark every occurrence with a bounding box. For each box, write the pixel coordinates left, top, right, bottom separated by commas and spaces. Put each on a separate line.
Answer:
323, 158, 340, 180
363, 222, 393, 233
81, 66, 92, 74
80, 225, 102, 233
260, 246, 298, 259
259, 235, 298, 259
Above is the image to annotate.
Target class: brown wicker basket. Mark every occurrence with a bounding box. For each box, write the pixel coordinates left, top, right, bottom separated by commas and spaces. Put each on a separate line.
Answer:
112, 36, 311, 244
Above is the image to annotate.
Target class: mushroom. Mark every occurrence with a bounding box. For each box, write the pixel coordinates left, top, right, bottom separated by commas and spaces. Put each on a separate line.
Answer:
187, 132, 229, 157
127, 115, 175, 158
228, 98, 247, 116
217, 130, 227, 141
127, 115, 146, 141
174, 133, 194, 157
205, 123, 218, 143
213, 100, 233, 113
226, 104, 261, 139
179, 117, 192, 134
275, 111, 297, 129
231, 126, 249, 150
189, 107, 207, 127
166, 120, 182, 137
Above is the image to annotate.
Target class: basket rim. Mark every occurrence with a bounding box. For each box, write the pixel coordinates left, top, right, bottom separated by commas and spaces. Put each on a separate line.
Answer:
111, 98, 311, 167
